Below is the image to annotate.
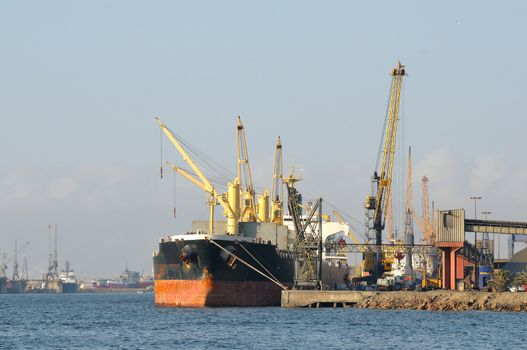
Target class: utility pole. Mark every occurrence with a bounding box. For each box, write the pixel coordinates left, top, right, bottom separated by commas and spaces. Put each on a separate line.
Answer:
470, 196, 482, 289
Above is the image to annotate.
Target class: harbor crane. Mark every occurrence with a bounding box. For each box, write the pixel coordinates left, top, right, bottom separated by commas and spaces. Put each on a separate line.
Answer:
284, 168, 323, 288
413, 176, 434, 244
157, 117, 241, 235
403, 147, 414, 276
364, 61, 406, 275
0, 241, 30, 279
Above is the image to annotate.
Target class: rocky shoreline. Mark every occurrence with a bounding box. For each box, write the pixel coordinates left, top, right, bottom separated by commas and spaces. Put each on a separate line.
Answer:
355, 290, 527, 312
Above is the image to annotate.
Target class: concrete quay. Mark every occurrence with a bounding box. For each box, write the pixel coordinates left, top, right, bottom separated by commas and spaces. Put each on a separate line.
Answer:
281, 290, 527, 311
281, 290, 378, 308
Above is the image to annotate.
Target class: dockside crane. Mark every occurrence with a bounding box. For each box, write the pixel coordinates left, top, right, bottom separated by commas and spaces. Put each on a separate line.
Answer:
0, 241, 30, 279
270, 136, 284, 225
284, 168, 323, 288
413, 176, 434, 244
157, 117, 241, 235
403, 147, 414, 276
364, 61, 406, 276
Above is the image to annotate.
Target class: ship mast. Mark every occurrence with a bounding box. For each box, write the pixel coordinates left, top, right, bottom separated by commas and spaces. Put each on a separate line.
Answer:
270, 136, 284, 225
236, 116, 257, 222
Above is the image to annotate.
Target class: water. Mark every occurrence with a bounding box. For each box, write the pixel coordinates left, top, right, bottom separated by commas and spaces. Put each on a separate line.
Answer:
1, 293, 526, 349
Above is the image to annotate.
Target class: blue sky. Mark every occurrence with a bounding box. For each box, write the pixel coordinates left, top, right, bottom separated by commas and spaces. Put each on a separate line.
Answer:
1, 1, 526, 277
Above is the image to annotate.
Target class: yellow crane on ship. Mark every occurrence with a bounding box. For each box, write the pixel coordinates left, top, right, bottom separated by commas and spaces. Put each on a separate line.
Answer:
156, 117, 241, 235
364, 61, 406, 276
270, 136, 284, 225
237, 117, 260, 222
157, 116, 274, 234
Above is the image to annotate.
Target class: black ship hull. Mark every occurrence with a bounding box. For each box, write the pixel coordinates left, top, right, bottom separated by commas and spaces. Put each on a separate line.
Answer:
0, 277, 6, 294
61, 282, 79, 293
154, 236, 347, 307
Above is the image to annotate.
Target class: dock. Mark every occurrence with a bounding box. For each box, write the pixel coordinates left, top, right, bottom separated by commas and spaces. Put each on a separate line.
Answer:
281, 290, 527, 311
281, 290, 378, 308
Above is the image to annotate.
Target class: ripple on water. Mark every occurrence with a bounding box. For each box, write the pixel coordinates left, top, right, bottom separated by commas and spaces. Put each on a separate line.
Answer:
1, 293, 527, 349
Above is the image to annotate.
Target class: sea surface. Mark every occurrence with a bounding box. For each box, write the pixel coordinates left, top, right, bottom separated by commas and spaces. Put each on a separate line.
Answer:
1, 293, 526, 349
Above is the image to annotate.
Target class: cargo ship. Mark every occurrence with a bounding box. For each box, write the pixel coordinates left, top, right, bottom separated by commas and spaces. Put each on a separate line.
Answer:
153, 118, 349, 307
58, 262, 78, 293
0, 276, 6, 294
92, 267, 153, 289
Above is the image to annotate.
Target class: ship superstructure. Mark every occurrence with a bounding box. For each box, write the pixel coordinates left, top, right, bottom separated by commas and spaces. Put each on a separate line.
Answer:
58, 261, 78, 293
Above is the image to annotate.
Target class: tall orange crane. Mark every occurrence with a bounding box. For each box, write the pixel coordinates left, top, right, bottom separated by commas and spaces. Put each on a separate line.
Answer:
403, 146, 414, 276
413, 176, 434, 243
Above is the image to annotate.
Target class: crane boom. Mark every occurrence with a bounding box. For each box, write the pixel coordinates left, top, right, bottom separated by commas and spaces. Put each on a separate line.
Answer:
166, 162, 207, 191
157, 117, 240, 234
156, 117, 214, 193
237, 116, 257, 222
413, 212, 432, 242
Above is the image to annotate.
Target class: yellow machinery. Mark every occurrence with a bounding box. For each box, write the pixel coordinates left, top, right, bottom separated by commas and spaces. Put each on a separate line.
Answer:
157, 117, 241, 235
270, 137, 284, 225
364, 61, 406, 277
257, 191, 270, 222
237, 116, 263, 222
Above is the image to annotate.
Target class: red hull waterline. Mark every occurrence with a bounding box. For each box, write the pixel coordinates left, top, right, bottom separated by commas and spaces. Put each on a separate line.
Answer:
154, 279, 284, 307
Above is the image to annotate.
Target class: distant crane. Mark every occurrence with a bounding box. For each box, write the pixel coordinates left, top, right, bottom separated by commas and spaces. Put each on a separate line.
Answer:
403, 147, 414, 276
413, 176, 434, 244
47, 224, 59, 279
12, 240, 19, 281
22, 256, 29, 281
0, 241, 30, 279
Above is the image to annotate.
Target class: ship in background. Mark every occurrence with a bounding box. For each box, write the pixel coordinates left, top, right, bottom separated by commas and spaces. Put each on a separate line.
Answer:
92, 267, 153, 289
58, 261, 78, 293
153, 118, 349, 307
